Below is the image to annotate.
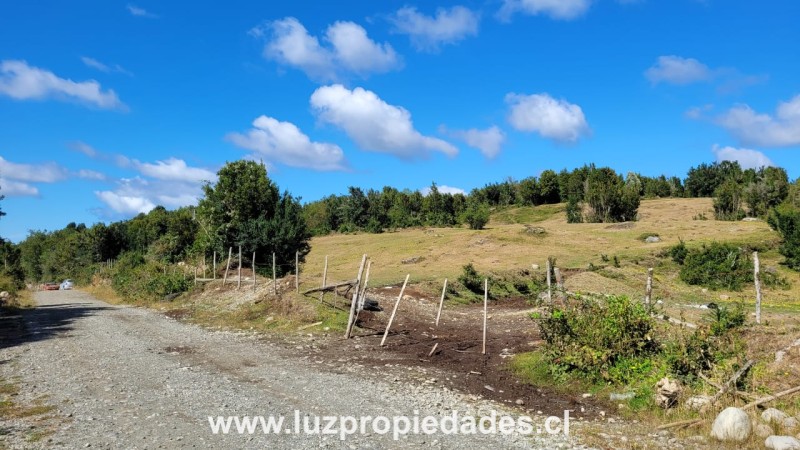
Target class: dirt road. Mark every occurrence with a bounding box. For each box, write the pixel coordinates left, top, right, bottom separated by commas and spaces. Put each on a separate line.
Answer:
0, 290, 587, 449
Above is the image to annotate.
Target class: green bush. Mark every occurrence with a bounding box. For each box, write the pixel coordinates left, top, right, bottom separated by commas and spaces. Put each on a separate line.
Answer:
533, 295, 659, 384
111, 252, 191, 302
669, 239, 688, 265
679, 242, 753, 290
462, 203, 490, 230
458, 263, 485, 295
768, 202, 800, 270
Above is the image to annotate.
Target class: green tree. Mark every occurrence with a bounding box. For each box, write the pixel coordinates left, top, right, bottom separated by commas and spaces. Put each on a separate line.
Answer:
768, 180, 800, 270
462, 201, 490, 230
583, 167, 639, 223
713, 178, 745, 221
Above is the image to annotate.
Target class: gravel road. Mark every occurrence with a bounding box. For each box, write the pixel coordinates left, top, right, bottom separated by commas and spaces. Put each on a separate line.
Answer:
0, 290, 590, 449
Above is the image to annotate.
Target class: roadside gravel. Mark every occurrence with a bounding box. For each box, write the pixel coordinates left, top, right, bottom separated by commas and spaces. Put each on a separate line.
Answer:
0, 290, 591, 449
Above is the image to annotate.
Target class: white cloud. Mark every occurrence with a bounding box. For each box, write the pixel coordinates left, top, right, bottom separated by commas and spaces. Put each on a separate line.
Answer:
0, 156, 67, 183
132, 158, 216, 183
80, 56, 132, 76
310, 84, 458, 158
69, 141, 98, 157
256, 17, 400, 80
127, 4, 158, 18
498, 0, 592, 20
685, 104, 714, 120
391, 6, 480, 51
505, 93, 590, 143
0, 178, 38, 197
716, 95, 800, 147
226, 115, 347, 171
712, 145, 773, 170
77, 169, 106, 181
0, 60, 125, 110
421, 184, 466, 196
645, 55, 712, 85
442, 125, 505, 158
95, 176, 204, 216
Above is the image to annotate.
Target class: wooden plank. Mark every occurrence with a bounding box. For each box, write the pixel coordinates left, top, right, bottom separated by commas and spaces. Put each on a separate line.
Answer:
435, 278, 447, 327
237, 245, 242, 290
222, 247, 232, 286
754, 251, 762, 324
320, 255, 328, 303
482, 278, 488, 355
344, 255, 367, 339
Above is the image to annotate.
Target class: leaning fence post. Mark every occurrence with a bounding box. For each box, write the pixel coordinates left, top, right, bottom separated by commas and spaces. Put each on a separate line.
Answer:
381, 274, 410, 346
754, 251, 762, 324
345, 255, 368, 339
554, 267, 563, 299
435, 278, 448, 327
223, 247, 232, 286
645, 268, 654, 311
319, 255, 328, 304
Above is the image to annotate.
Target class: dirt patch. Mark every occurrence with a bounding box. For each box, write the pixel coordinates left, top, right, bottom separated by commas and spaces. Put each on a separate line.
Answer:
163, 308, 192, 320
162, 345, 194, 355
321, 290, 608, 419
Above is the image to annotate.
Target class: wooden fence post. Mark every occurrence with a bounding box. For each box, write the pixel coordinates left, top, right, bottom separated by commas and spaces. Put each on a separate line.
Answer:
252, 251, 257, 292
645, 268, 653, 311
482, 278, 488, 355
554, 267, 563, 299
357, 260, 372, 311
754, 251, 762, 324
381, 274, 410, 346
295, 251, 299, 293
345, 255, 368, 339
319, 255, 328, 303
237, 245, 242, 290
272, 252, 276, 295
222, 247, 232, 286
546, 259, 552, 303
213, 251, 217, 280
435, 278, 448, 327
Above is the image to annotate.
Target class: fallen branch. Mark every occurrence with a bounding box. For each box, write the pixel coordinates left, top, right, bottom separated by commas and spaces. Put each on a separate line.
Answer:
656, 419, 703, 430
742, 385, 800, 411
302, 280, 356, 295
428, 342, 439, 357
698, 373, 759, 401
297, 321, 323, 331
710, 359, 754, 405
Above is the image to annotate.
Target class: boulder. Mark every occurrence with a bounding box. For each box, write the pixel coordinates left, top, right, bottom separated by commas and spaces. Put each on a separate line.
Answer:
685, 395, 712, 413
763, 408, 790, 425
710, 407, 752, 442
765, 436, 800, 450
644, 236, 661, 243
785, 417, 800, 430
655, 377, 682, 408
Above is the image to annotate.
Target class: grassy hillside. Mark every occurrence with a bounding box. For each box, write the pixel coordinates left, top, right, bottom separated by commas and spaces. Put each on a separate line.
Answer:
303, 198, 798, 311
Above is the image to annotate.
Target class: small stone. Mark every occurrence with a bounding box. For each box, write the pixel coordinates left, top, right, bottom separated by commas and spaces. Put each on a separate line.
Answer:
582, 393, 592, 399
785, 417, 800, 430
685, 395, 712, 413
515, 399, 524, 406
756, 423, 774, 438
763, 408, 790, 425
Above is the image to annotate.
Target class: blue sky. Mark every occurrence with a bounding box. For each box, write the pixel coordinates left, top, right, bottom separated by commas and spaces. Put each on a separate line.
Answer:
1, 0, 799, 242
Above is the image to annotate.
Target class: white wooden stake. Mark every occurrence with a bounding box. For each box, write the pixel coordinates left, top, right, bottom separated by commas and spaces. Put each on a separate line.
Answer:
222, 247, 232, 286
319, 255, 328, 304
754, 251, 762, 324
435, 278, 448, 327
237, 245, 242, 290
645, 268, 653, 310
546, 260, 552, 303
272, 252, 276, 295
381, 274, 410, 346
482, 278, 488, 355
357, 260, 372, 311
252, 251, 257, 292
295, 251, 299, 293
345, 255, 367, 339
213, 251, 217, 280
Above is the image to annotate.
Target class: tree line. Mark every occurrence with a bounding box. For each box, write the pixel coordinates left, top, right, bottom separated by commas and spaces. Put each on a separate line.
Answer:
1, 159, 799, 297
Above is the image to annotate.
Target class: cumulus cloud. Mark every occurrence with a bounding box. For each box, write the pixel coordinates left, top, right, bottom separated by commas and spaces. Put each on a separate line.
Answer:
127, 4, 158, 18
420, 184, 466, 196
498, 0, 592, 21
715, 95, 800, 147
69, 141, 98, 157
391, 6, 480, 51
441, 125, 505, 158
645, 56, 712, 85
255, 17, 400, 80
0, 178, 39, 197
0, 60, 126, 110
132, 158, 216, 183
95, 175, 205, 216
226, 115, 347, 171
80, 56, 132, 76
0, 156, 67, 183
506, 93, 590, 143
310, 84, 458, 158
712, 144, 773, 170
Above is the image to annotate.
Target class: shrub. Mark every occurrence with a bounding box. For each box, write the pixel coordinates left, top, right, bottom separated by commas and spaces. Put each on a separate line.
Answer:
534, 295, 659, 384
768, 202, 800, 270
111, 252, 191, 302
462, 203, 490, 230
458, 263, 485, 295
713, 179, 745, 221
669, 239, 688, 265
679, 242, 753, 290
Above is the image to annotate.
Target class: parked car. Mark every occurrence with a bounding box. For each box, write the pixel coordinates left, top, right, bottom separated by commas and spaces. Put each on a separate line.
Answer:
42, 282, 60, 291
60, 279, 74, 290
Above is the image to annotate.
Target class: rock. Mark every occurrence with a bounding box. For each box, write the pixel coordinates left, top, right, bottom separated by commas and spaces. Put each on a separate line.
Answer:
515, 399, 524, 406
610, 392, 635, 401
710, 407, 752, 442
701, 288, 708, 293
581, 393, 592, 399
763, 408, 790, 425
785, 417, 800, 430
777, 351, 788, 362
655, 377, 682, 408
531, 264, 540, 270
742, 217, 760, 222
756, 423, 774, 438
401, 256, 423, 264
645, 236, 661, 243
766, 436, 800, 450
0, 291, 9, 299
685, 395, 712, 413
